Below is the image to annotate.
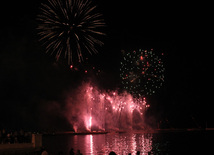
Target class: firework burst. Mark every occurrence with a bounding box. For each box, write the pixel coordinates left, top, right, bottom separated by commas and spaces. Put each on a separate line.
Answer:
120, 49, 165, 97
37, 0, 105, 64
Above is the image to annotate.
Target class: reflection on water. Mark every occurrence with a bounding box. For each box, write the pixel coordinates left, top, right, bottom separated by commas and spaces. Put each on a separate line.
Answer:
43, 131, 206, 155
104, 133, 152, 154
43, 132, 153, 155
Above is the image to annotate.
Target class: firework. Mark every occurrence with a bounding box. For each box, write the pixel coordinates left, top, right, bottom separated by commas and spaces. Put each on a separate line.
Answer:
65, 83, 150, 132
37, 0, 105, 64
120, 49, 165, 96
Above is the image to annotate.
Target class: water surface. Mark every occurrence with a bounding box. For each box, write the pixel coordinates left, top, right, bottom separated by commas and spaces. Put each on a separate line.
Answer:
43, 131, 206, 155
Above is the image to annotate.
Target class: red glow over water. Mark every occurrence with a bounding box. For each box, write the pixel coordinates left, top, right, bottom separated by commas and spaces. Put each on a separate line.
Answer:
65, 83, 150, 132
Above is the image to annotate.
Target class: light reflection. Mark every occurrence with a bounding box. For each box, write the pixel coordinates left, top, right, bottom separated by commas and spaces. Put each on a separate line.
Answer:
99, 133, 152, 154
69, 133, 152, 154
131, 134, 137, 154
90, 135, 94, 154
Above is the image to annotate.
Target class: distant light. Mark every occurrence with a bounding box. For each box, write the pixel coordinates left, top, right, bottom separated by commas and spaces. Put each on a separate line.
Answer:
85, 70, 88, 73
70, 65, 73, 69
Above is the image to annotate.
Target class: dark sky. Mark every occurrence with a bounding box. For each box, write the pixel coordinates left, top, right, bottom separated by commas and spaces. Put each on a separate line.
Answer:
0, 0, 208, 130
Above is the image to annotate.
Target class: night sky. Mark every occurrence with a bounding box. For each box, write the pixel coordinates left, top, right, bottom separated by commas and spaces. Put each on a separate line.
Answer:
0, 0, 208, 130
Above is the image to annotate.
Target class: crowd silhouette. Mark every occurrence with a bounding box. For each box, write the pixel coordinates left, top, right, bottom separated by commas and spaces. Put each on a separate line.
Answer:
41, 148, 146, 155
41, 147, 150, 155
0, 129, 32, 144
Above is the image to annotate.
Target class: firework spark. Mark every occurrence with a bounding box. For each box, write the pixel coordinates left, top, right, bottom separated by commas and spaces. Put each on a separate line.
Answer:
37, 0, 105, 64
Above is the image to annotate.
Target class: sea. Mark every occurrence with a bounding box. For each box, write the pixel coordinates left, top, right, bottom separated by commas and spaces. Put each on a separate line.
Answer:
42, 130, 208, 155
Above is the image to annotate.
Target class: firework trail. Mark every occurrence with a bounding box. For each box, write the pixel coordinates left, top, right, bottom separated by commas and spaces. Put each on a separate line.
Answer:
37, 0, 105, 64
